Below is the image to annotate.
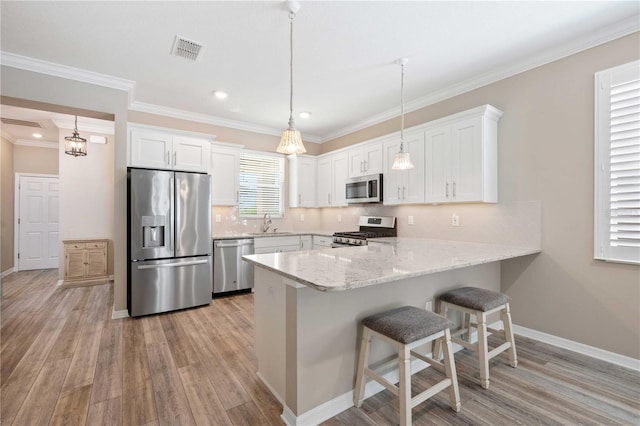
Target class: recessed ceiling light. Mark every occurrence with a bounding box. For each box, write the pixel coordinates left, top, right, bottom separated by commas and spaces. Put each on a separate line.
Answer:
299, 112, 311, 119
213, 90, 228, 99
32, 132, 43, 138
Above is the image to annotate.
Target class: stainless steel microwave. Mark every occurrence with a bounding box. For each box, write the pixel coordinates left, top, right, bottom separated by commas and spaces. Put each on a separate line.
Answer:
345, 174, 383, 204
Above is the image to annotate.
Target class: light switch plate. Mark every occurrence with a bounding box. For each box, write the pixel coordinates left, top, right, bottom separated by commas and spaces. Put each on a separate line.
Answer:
451, 214, 460, 227
300, 214, 305, 221
215, 214, 222, 223
408, 215, 414, 225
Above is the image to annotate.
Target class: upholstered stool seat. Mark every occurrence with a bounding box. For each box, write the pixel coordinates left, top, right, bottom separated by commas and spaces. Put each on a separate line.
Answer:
435, 287, 517, 389
354, 306, 461, 425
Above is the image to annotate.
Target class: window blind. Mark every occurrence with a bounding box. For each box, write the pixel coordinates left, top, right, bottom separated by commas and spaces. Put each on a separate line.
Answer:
238, 153, 284, 217
595, 60, 640, 264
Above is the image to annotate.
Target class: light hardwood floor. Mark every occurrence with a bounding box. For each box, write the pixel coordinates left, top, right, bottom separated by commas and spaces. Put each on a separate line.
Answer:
1, 269, 639, 425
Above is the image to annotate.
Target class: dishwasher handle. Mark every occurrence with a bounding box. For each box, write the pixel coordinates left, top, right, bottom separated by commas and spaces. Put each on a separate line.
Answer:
215, 241, 254, 248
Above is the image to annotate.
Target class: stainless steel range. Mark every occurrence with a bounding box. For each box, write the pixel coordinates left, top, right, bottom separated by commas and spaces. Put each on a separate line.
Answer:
332, 216, 397, 247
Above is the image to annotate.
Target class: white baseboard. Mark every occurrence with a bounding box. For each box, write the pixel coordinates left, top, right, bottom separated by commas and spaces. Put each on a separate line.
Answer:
1, 267, 15, 278
512, 324, 640, 372
56, 279, 63, 287
111, 309, 129, 320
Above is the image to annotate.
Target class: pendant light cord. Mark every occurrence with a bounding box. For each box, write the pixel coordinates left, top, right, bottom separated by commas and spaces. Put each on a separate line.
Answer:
400, 62, 405, 149
289, 12, 295, 122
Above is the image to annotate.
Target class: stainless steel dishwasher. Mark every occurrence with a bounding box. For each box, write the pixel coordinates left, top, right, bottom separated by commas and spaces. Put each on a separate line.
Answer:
213, 238, 254, 295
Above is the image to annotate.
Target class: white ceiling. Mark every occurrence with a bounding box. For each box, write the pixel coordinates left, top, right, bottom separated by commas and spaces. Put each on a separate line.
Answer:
1, 1, 638, 144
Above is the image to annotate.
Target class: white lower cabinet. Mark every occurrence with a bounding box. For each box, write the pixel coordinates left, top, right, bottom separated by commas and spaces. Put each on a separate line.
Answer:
312, 235, 333, 249
300, 235, 312, 250
253, 236, 301, 254
383, 131, 425, 205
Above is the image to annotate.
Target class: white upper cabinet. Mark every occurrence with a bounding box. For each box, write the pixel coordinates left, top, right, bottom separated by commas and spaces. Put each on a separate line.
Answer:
316, 152, 349, 207
383, 131, 425, 205
424, 106, 501, 203
210, 144, 241, 206
129, 126, 211, 173
289, 155, 317, 208
348, 142, 383, 178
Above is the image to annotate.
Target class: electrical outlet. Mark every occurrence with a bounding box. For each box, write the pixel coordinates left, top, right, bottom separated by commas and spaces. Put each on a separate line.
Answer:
337, 214, 342, 222
300, 213, 305, 221
451, 214, 460, 227
425, 300, 433, 311
215, 214, 222, 223
408, 215, 414, 225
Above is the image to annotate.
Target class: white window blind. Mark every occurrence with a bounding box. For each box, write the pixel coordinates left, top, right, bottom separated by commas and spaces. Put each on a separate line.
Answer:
595, 60, 640, 264
238, 152, 284, 218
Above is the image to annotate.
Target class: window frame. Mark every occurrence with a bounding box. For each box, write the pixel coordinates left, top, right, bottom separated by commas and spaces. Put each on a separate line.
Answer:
238, 150, 285, 219
594, 60, 640, 265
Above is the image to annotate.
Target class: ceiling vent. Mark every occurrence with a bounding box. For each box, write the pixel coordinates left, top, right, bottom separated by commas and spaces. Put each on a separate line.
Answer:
0, 117, 44, 128
171, 35, 205, 61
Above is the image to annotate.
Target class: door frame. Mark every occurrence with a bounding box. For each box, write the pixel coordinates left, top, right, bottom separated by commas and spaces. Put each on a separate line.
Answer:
14, 172, 60, 271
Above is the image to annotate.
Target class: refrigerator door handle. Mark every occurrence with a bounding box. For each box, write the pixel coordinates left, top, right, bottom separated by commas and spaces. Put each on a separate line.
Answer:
137, 259, 209, 270
175, 176, 181, 254
169, 177, 175, 252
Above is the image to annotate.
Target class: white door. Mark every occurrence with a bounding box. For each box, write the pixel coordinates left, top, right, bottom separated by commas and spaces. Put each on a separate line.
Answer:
18, 175, 59, 270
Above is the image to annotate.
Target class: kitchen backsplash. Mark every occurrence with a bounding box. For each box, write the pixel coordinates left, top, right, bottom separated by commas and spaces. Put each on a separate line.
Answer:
212, 200, 541, 248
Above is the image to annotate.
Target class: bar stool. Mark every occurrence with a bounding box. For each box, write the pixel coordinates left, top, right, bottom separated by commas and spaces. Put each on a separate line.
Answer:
434, 287, 517, 389
353, 306, 461, 425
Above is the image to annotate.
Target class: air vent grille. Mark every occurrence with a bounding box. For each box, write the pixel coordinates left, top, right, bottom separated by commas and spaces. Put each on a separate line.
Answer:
171, 35, 205, 61
0, 117, 44, 128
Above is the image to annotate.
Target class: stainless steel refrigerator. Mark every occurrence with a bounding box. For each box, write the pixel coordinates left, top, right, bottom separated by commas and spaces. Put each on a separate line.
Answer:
127, 168, 212, 317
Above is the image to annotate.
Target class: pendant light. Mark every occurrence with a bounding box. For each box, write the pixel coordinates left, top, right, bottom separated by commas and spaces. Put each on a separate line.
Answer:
392, 58, 414, 170
64, 115, 87, 157
276, 1, 306, 155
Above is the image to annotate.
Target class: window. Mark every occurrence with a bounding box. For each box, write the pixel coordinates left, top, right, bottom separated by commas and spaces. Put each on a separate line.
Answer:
594, 60, 640, 264
238, 152, 284, 218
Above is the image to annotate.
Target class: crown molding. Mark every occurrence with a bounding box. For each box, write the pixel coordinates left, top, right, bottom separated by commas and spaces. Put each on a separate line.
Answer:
321, 18, 640, 142
129, 101, 323, 144
14, 139, 58, 149
1, 51, 136, 98
1, 130, 16, 143
51, 118, 114, 135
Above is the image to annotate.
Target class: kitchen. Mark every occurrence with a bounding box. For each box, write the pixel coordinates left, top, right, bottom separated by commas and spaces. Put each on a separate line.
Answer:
1, 1, 639, 425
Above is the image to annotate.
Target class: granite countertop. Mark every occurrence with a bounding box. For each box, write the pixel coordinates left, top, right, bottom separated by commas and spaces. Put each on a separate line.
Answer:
243, 238, 541, 292
212, 230, 334, 240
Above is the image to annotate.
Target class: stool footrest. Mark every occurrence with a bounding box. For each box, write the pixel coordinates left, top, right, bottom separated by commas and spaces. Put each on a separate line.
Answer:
487, 341, 511, 360
364, 367, 398, 396
411, 350, 445, 372
451, 336, 476, 351
412, 378, 452, 407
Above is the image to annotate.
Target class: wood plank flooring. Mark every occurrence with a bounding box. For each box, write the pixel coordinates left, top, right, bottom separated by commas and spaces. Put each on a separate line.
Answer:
1, 269, 639, 425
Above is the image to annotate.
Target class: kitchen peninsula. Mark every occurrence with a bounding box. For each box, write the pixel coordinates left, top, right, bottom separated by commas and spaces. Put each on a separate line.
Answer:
243, 238, 540, 425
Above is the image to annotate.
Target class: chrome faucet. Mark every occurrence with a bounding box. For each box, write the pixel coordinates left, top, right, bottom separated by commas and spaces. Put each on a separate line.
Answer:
262, 213, 272, 233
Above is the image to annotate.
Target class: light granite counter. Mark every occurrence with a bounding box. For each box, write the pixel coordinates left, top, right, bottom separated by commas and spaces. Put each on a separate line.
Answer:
247, 238, 540, 425
212, 230, 333, 240
243, 238, 540, 292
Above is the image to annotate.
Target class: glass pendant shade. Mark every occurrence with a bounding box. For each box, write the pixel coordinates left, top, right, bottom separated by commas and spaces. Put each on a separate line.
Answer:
64, 116, 87, 157
277, 116, 306, 154
392, 146, 414, 170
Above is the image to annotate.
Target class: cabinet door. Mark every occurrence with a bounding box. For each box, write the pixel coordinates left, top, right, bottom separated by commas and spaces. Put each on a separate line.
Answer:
348, 149, 365, 178
316, 157, 332, 207
289, 156, 316, 207
300, 235, 312, 250
383, 140, 403, 205
130, 129, 172, 169
403, 132, 426, 204
174, 136, 211, 172
363, 143, 384, 175
424, 125, 451, 203
86, 248, 107, 278
332, 153, 349, 206
64, 249, 86, 280
210, 147, 239, 205
450, 117, 483, 202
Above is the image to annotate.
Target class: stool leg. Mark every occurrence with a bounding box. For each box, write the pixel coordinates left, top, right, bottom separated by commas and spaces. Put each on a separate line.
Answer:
432, 304, 448, 360
502, 303, 518, 368
441, 329, 461, 412
477, 311, 490, 389
398, 345, 412, 426
353, 328, 371, 407
462, 312, 471, 342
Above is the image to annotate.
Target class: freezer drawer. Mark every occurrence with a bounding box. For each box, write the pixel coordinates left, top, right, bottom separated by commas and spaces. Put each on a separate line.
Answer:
129, 256, 212, 317
214, 239, 254, 294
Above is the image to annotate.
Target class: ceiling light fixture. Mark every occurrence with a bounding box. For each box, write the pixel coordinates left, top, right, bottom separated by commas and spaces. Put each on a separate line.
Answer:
64, 115, 87, 157
32, 132, 43, 138
299, 111, 311, 119
213, 90, 228, 99
277, 1, 306, 155
392, 58, 414, 170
